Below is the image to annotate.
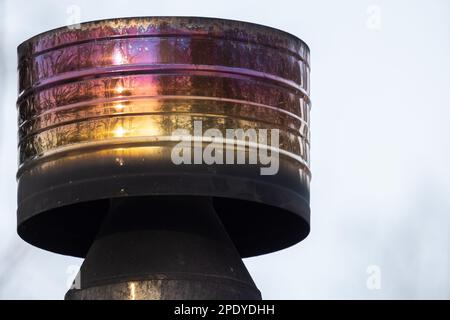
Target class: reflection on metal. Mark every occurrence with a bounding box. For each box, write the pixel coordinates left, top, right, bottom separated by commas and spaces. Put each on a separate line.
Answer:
16, 17, 311, 300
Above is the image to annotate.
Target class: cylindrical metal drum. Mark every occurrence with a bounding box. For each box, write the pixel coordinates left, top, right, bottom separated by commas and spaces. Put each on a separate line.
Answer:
17, 17, 311, 259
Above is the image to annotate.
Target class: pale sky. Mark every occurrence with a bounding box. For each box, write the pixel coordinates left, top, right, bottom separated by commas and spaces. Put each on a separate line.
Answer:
0, 0, 449, 299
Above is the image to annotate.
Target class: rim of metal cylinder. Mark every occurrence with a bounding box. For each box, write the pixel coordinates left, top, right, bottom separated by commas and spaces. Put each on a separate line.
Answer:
17, 16, 310, 62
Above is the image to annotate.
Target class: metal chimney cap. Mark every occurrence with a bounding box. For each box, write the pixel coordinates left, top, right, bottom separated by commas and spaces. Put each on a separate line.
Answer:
16, 16, 311, 258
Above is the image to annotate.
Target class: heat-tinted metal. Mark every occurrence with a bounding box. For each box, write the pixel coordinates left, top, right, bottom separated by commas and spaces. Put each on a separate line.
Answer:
17, 17, 310, 260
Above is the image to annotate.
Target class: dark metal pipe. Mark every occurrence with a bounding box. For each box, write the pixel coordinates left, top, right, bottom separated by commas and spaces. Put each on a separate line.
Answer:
66, 196, 261, 299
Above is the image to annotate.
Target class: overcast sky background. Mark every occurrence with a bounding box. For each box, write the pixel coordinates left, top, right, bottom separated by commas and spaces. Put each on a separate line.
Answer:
0, 0, 449, 299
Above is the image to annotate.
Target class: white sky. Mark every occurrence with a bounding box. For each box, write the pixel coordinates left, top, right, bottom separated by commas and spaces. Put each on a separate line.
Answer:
0, 0, 449, 299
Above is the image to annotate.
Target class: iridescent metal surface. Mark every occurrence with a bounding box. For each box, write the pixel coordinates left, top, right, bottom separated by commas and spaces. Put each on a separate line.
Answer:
17, 17, 311, 258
